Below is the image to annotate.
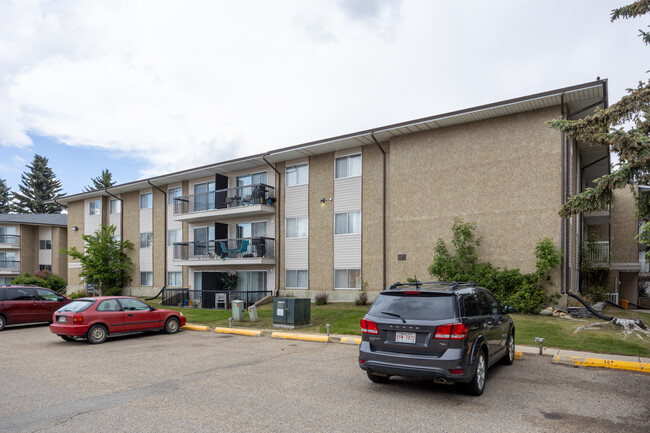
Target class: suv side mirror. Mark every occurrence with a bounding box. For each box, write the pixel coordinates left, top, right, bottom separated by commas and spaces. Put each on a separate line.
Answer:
503, 305, 515, 314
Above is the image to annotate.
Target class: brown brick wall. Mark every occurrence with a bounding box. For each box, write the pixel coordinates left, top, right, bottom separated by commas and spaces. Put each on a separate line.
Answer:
308, 154, 334, 291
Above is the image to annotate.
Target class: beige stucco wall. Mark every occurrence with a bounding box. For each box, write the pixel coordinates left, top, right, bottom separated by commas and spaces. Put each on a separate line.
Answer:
19, 225, 36, 274
274, 163, 284, 293
122, 191, 140, 290
610, 186, 639, 263
308, 154, 334, 291
66, 200, 85, 290
152, 185, 166, 288
181, 180, 189, 288
51, 226, 67, 279
385, 107, 563, 290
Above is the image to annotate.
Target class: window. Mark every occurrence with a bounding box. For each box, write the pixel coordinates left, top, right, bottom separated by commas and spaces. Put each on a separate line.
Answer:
286, 164, 308, 186
139, 232, 153, 248
0, 252, 17, 268
236, 271, 267, 292
0, 226, 17, 244
89, 200, 100, 215
97, 299, 121, 312
119, 298, 151, 310
335, 154, 362, 179
39, 240, 52, 250
193, 182, 215, 211
168, 187, 182, 204
37, 288, 59, 301
0, 277, 13, 285
285, 217, 308, 238
286, 270, 308, 289
335, 212, 361, 235
168, 272, 182, 287
334, 269, 361, 289
140, 272, 153, 286
109, 199, 121, 214
39, 265, 52, 272
6, 287, 35, 300
236, 221, 267, 238
140, 193, 153, 209
168, 229, 181, 246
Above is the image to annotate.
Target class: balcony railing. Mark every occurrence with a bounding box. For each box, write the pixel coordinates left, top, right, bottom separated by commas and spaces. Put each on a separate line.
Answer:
587, 241, 609, 263
173, 237, 275, 261
161, 288, 271, 309
174, 183, 276, 215
0, 260, 20, 272
0, 234, 20, 245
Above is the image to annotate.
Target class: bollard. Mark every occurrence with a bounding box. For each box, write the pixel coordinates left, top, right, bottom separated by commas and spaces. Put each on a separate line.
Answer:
229, 317, 233, 328
326, 324, 330, 337
535, 337, 545, 355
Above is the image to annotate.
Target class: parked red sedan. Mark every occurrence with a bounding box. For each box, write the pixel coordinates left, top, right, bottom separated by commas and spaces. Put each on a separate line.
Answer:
50, 296, 186, 344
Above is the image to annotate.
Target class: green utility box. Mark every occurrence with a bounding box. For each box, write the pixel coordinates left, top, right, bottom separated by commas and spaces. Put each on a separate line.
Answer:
273, 297, 311, 328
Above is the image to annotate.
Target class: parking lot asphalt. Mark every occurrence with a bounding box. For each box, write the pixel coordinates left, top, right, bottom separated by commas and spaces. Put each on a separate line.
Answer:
1, 325, 649, 433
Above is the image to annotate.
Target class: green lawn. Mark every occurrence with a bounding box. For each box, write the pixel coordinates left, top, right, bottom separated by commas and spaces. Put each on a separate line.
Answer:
142, 299, 650, 357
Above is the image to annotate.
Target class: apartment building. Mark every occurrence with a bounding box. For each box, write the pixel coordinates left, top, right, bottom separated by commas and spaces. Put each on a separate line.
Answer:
0, 214, 68, 284
58, 80, 617, 306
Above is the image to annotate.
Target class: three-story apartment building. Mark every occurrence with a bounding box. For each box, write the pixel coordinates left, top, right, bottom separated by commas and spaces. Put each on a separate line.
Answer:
58, 80, 619, 306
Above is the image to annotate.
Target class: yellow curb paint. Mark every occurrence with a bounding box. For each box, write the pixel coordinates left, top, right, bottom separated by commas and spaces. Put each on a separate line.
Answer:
271, 332, 331, 343
340, 337, 361, 345
181, 324, 210, 332
553, 355, 650, 373
214, 327, 263, 337
514, 351, 523, 360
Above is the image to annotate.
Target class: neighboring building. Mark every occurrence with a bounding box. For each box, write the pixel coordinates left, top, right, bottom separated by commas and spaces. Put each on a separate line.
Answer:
56, 80, 613, 306
0, 214, 68, 284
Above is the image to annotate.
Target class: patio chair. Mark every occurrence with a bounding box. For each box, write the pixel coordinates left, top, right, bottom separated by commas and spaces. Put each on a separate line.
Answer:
236, 240, 249, 257
219, 241, 232, 258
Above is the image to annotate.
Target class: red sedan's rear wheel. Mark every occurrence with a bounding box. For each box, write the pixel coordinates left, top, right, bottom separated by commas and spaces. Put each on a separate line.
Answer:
87, 325, 108, 344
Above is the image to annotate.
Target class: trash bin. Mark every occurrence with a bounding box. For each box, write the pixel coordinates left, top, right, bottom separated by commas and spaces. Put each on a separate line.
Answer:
248, 305, 259, 322
232, 300, 245, 321
620, 299, 629, 309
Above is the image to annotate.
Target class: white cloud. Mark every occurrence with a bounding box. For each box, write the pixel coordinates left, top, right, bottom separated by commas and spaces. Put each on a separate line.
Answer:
0, 0, 647, 179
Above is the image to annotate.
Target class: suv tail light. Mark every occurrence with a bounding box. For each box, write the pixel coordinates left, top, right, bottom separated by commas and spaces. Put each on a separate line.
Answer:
361, 318, 379, 335
72, 313, 84, 324
434, 323, 468, 340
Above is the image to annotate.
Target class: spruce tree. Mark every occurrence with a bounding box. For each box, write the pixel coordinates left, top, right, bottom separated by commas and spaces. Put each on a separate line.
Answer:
12, 154, 64, 214
0, 178, 12, 213
83, 169, 115, 192
547, 1, 650, 246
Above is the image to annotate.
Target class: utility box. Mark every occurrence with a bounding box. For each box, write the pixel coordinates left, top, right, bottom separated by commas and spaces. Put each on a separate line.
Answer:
232, 300, 245, 321
273, 298, 311, 328
247, 305, 259, 322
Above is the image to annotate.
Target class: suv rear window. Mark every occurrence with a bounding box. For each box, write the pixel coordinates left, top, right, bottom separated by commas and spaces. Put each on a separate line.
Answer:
58, 300, 95, 312
369, 293, 455, 321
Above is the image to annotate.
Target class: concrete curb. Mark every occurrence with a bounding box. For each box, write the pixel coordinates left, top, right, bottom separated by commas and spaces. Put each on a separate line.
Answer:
340, 337, 361, 345
181, 324, 210, 332
271, 331, 331, 343
215, 327, 263, 337
553, 355, 650, 373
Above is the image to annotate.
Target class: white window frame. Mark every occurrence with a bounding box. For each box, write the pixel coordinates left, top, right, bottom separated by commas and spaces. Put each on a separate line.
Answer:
285, 217, 308, 239
109, 199, 121, 214
167, 272, 182, 287
334, 269, 361, 290
168, 229, 182, 246
140, 193, 153, 209
335, 153, 362, 179
286, 163, 309, 187
334, 211, 361, 235
168, 187, 182, 204
139, 232, 153, 248
140, 272, 153, 286
285, 270, 309, 289
89, 200, 100, 215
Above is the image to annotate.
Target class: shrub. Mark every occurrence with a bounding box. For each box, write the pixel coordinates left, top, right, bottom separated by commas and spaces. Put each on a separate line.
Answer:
70, 290, 86, 299
314, 291, 330, 305
10, 272, 67, 293
581, 285, 610, 303
355, 290, 368, 306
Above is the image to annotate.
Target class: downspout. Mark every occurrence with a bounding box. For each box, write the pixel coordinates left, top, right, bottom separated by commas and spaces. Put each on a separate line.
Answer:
263, 154, 281, 296
148, 180, 167, 294
560, 92, 569, 294
371, 131, 387, 291
105, 188, 126, 293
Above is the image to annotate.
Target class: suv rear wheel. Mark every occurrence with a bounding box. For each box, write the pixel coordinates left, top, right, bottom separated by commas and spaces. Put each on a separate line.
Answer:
465, 350, 487, 396
0, 314, 5, 331
367, 371, 390, 384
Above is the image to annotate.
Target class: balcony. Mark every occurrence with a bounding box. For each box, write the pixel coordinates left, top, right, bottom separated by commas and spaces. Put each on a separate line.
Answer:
0, 234, 20, 248
173, 237, 275, 266
587, 241, 609, 263
173, 184, 276, 223
0, 260, 20, 274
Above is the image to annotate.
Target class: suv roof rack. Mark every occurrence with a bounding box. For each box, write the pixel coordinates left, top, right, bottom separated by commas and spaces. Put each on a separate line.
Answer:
387, 281, 478, 291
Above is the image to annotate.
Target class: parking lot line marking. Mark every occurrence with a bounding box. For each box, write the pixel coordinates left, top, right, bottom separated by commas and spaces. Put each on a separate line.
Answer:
553, 355, 650, 373
340, 337, 361, 345
271, 332, 331, 343
214, 327, 263, 336
181, 324, 210, 332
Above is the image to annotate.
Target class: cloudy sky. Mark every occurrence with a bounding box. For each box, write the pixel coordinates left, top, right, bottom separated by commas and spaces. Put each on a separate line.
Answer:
0, 0, 647, 195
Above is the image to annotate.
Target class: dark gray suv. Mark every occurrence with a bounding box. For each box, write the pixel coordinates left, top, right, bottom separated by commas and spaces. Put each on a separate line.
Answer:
358, 282, 515, 395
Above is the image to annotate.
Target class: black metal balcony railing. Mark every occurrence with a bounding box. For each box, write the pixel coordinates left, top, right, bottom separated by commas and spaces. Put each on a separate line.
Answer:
161, 288, 271, 309
173, 237, 275, 261
174, 183, 276, 215
0, 260, 19, 270
0, 234, 20, 245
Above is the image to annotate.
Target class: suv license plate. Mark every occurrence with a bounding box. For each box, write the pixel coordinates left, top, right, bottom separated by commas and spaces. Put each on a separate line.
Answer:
395, 332, 416, 344
57, 316, 67, 323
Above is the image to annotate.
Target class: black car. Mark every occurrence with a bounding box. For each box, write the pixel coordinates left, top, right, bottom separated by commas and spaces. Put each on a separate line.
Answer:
358, 281, 515, 395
